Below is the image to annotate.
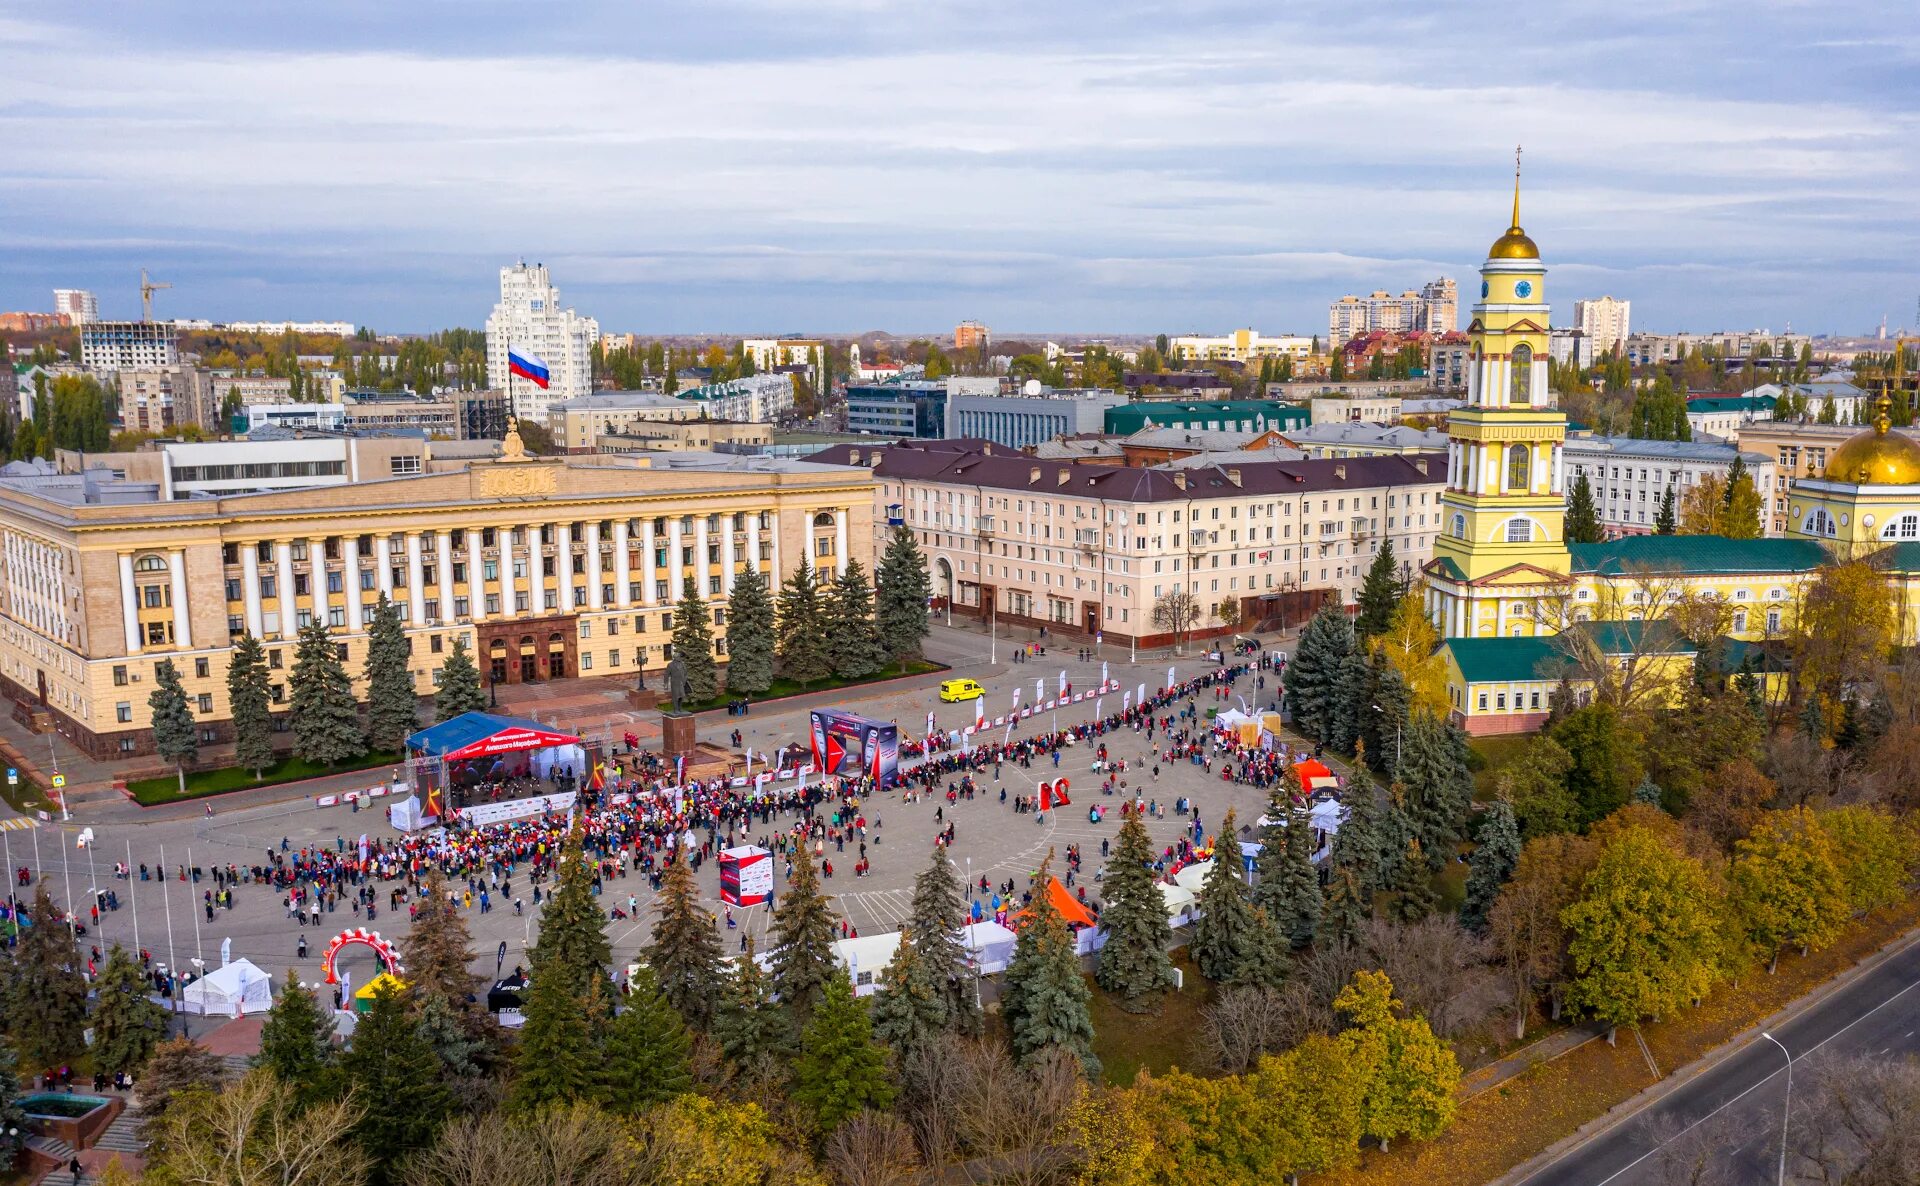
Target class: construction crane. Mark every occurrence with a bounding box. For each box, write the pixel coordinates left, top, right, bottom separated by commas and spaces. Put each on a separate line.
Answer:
139, 268, 172, 322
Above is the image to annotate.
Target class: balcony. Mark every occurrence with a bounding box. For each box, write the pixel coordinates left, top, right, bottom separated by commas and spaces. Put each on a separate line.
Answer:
1074, 528, 1099, 549
977, 516, 996, 537
1187, 530, 1209, 550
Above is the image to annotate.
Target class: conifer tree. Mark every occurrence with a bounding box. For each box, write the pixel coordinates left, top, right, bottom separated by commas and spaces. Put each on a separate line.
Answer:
723, 565, 775, 695
1364, 653, 1411, 779
226, 632, 276, 777
875, 525, 932, 672
509, 970, 602, 1113
1321, 866, 1370, 949
1398, 712, 1474, 873
714, 937, 792, 1072
403, 871, 486, 1036
290, 620, 364, 766
414, 992, 488, 1095
2, 885, 88, 1070
1002, 855, 1098, 1076
776, 561, 831, 687
645, 855, 724, 1032
825, 560, 889, 680
433, 635, 486, 721
253, 973, 338, 1105
792, 975, 895, 1135
603, 967, 693, 1111
1191, 809, 1262, 983
1332, 645, 1370, 755
1288, 603, 1356, 744
1632, 775, 1665, 808
769, 846, 839, 1020
1273, 804, 1326, 948
147, 658, 197, 796
342, 984, 453, 1182
1241, 907, 1294, 988
1355, 542, 1402, 638
362, 594, 418, 752
1095, 815, 1174, 1010
1460, 802, 1521, 935
0, 1049, 28, 1171
1654, 486, 1677, 534
1327, 770, 1393, 901
903, 845, 979, 1034
1390, 839, 1440, 923
670, 577, 719, 705
869, 924, 946, 1058
530, 837, 612, 1004
135, 1038, 225, 1149
89, 945, 169, 1079
1565, 473, 1604, 543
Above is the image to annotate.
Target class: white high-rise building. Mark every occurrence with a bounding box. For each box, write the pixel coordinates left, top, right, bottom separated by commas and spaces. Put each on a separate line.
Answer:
1573, 296, 1631, 357
484, 262, 599, 424
53, 289, 99, 325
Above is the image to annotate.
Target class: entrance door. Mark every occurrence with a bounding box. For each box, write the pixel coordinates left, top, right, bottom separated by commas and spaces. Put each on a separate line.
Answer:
34, 670, 47, 705
520, 654, 537, 682
490, 657, 508, 684
548, 649, 567, 679
1084, 603, 1099, 635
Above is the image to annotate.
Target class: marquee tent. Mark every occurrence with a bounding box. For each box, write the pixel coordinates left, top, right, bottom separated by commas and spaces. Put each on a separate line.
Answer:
406, 712, 583, 762
1013, 877, 1097, 930
962, 921, 1018, 974
180, 959, 273, 1016
833, 933, 905, 997
1294, 757, 1337, 789
1172, 860, 1213, 892
1159, 883, 1197, 926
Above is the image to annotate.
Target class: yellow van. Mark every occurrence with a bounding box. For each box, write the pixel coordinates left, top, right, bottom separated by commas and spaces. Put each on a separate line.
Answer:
938, 678, 985, 703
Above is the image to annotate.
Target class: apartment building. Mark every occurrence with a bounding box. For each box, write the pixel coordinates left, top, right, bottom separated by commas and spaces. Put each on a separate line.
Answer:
484, 262, 600, 424
547, 391, 703, 453
1166, 329, 1314, 365
954, 322, 991, 351
1327, 279, 1456, 347
52, 290, 99, 326
80, 322, 178, 371
1562, 437, 1778, 537
116, 367, 216, 434
1686, 395, 1775, 441
1572, 297, 1630, 356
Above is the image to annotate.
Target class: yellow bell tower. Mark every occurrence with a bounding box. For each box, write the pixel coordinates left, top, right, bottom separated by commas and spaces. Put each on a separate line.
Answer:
1425, 150, 1572, 639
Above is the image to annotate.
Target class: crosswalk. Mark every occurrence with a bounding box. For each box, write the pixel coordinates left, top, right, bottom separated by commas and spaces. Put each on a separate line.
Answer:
0, 816, 38, 832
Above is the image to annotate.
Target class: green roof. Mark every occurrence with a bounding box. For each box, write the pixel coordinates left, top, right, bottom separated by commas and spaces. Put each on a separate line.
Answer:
1881, 542, 1920, 573
1428, 555, 1465, 581
1570, 535, 1830, 577
1687, 395, 1776, 414
1103, 400, 1310, 435
1444, 637, 1568, 684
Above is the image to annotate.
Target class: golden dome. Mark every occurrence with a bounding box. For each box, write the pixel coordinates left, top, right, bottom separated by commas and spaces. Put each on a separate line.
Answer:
1825, 398, 1920, 484
1488, 227, 1540, 260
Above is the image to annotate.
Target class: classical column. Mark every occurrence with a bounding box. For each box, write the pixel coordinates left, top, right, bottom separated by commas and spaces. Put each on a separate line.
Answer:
835, 508, 849, 575
693, 516, 709, 598
167, 550, 191, 647
375, 535, 394, 599
640, 518, 656, 605
276, 541, 297, 640
613, 520, 632, 607
405, 533, 426, 628
118, 553, 141, 654
240, 545, 264, 639
499, 525, 517, 617
309, 538, 330, 628
342, 536, 363, 633
556, 522, 575, 612
768, 509, 781, 587
585, 521, 604, 610
465, 529, 484, 621
722, 515, 737, 595
667, 518, 684, 601
435, 531, 455, 624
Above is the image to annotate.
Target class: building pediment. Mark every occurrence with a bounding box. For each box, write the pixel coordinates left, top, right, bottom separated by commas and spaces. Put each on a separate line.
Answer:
1466, 562, 1573, 587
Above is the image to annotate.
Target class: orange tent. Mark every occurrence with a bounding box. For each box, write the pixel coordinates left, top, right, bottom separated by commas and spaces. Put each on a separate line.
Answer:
1012, 876, 1096, 930
1294, 757, 1335, 787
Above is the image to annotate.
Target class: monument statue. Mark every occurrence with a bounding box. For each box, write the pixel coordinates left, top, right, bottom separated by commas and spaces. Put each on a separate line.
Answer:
664, 656, 688, 713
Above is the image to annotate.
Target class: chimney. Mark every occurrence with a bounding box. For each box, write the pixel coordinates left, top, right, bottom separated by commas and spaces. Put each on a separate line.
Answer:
1334, 463, 1347, 480
1173, 472, 1187, 490
1226, 468, 1242, 487
1029, 466, 1042, 485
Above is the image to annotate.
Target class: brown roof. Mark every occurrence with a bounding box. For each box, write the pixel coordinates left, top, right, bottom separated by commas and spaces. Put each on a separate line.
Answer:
807, 438, 1443, 502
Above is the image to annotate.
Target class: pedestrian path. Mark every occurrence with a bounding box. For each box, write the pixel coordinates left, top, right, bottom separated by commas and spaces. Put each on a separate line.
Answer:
0, 816, 38, 831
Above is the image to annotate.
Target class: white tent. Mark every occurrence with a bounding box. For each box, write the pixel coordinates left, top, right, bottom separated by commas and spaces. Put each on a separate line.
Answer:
1159, 883, 1197, 927
388, 795, 429, 832
1172, 861, 1213, 892
180, 958, 274, 1016
962, 921, 1018, 974
832, 932, 904, 997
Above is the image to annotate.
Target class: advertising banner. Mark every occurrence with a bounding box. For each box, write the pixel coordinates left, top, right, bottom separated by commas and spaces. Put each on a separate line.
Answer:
809, 708, 901, 787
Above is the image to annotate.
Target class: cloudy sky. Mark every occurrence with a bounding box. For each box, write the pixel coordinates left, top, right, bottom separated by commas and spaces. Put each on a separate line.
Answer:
3, 1, 1916, 337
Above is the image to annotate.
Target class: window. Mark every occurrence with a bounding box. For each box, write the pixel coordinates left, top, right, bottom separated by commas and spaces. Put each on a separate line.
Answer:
1507, 443, 1530, 492
1505, 518, 1532, 543
197, 693, 213, 713
196, 658, 210, 679
1476, 692, 1488, 711
610, 649, 622, 666
112, 665, 128, 686
1882, 514, 1920, 540
1767, 609, 1781, 633
581, 653, 593, 670
1510, 344, 1533, 404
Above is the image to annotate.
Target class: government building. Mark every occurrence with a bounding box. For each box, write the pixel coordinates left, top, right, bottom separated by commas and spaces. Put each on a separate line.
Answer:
1428, 174, 1920, 734
0, 426, 874, 759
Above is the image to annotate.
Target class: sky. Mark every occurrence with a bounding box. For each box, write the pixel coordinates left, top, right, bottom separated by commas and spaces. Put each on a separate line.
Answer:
2, 1, 1917, 338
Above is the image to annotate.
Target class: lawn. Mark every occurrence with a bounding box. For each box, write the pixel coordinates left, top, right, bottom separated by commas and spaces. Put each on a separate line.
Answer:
1089, 950, 1216, 1086
1466, 733, 1529, 800
677, 660, 946, 712
126, 750, 401, 806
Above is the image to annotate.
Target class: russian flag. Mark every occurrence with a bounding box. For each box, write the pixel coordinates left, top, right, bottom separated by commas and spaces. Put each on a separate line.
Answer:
507, 348, 550, 389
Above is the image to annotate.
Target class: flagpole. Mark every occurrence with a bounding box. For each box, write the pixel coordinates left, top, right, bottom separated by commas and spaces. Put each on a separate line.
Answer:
189, 844, 204, 966
127, 839, 141, 961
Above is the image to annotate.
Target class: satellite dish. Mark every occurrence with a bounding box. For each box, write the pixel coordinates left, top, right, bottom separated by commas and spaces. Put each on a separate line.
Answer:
1023, 379, 1042, 396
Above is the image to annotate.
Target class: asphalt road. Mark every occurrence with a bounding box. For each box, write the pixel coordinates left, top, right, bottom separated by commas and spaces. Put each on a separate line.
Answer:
1510, 933, 1920, 1185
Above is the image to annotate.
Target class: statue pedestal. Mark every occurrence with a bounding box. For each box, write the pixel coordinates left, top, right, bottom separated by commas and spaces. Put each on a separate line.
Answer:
660, 711, 696, 758
626, 689, 662, 710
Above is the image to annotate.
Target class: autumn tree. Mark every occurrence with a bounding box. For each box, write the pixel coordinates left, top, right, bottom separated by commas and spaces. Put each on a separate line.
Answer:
1563, 825, 1722, 1037
1497, 734, 1578, 838
1730, 806, 1850, 971
1488, 833, 1599, 1038
1818, 805, 1917, 917
1334, 970, 1461, 1153
1792, 562, 1895, 708
1372, 592, 1449, 718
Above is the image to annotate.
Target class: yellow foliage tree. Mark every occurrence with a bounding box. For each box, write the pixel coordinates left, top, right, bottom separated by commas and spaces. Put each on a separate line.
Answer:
1562, 825, 1723, 1033
1066, 1084, 1154, 1186
1818, 805, 1920, 916
1792, 562, 1894, 705
1730, 806, 1851, 972
1373, 592, 1449, 717
632, 1095, 825, 1186
1332, 970, 1461, 1153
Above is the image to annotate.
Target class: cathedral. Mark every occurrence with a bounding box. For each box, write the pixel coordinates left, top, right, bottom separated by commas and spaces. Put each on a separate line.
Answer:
1427, 167, 1920, 734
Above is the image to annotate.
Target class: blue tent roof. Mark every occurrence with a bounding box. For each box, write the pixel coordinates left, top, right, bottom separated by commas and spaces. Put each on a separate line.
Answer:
405, 711, 581, 758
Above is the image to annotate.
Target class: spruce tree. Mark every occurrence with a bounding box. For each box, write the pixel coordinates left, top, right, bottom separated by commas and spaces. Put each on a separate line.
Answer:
402, 870, 486, 1035
903, 845, 979, 1034
1329, 772, 1393, 901
1240, 907, 1293, 988
89, 945, 169, 1079
342, 984, 453, 1182
1332, 645, 1370, 755
1251, 769, 1300, 915
645, 855, 724, 1032
1288, 603, 1355, 744
602, 967, 693, 1111
1273, 803, 1326, 948
1460, 802, 1520, 934
770, 845, 839, 1021
792, 975, 895, 1135
147, 658, 197, 796
714, 937, 792, 1072
433, 635, 486, 721
1654, 486, 1677, 535
1566, 473, 1604, 543
1390, 839, 1440, 923
1002, 855, 1098, 1076
531, 841, 612, 1004
135, 1038, 225, 1149
869, 924, 946, 1058
290, 620, 364, 766
509, 971, 602, 1113
363, 594, 418, 752
875, 525, 931, 672
226, 632, 276, 777
1632, 775, 1665, 808
1191, 808, 1261, 983
668, 577, 718, 705
1397, 711, 1474, 873
0, 1049, 28, 1171
414, 992, 488, 1094
1355, 542, 1401, 638
1094, 815, 1173, 1010
1365, 652, 1411, 779
253, 973, 338, 1104
776, 561, 831, 687
723, 565, 775, 695
825, 559, 889, 681
2, 885, 88, 1070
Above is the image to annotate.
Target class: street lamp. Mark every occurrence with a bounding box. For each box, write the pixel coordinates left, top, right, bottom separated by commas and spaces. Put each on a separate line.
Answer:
1760, 1031, 1792, 1186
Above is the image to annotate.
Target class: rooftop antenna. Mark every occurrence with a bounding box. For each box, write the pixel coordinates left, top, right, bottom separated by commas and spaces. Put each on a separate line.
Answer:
139, 268, 172, 323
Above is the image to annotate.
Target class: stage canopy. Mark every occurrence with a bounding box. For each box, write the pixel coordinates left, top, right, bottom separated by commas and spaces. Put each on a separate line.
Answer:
406, 712, 582, 761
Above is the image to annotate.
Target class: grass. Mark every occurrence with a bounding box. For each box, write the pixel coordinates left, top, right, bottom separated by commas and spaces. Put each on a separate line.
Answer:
1466, 734, 1530, 801
126, 750, 401, 806
1088, 950, 1216, 1086
676, 660, 946, 713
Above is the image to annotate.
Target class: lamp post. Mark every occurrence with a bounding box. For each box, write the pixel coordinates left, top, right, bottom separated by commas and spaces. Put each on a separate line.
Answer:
1759, 1032, 1791, 1186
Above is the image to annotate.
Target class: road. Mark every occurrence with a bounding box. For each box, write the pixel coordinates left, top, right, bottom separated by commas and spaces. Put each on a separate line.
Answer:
1510, 933, 1920, 1185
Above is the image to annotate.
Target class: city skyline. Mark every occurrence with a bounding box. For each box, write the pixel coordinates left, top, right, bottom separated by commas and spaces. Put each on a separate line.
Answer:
2, 2, 1916, 336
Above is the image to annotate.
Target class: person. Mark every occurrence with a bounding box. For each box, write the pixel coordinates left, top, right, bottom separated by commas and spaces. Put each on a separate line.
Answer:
69, 1156, 82, 1185
297, 935, 308, 959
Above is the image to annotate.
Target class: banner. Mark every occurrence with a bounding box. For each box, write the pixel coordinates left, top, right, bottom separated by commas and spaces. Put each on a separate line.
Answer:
926, 711, 936, 739
1167, 665, 1176, 691
1123, 690, 1132, 712
1101, 660, 1110, 686
1137, 681, 1147, 706
810, 708, 901, 787
459, 792, 578, 826
1034, 678, 1044, 703
974, 698, 985, 725
1058, 670, 1067, 697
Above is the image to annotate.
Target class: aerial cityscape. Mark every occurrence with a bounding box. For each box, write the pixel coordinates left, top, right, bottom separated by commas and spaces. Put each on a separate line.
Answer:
0, 5, 1917, 1185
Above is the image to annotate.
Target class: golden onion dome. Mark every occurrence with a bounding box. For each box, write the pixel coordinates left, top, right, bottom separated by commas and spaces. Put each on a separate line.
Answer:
1825, 397, 1920, 484
1488, 227, 1540, 260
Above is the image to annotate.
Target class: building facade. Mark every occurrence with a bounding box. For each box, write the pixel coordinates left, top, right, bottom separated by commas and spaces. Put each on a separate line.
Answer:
342, 393, 461, 437
1327, 279, 1456, 347
1102, 400, 1310, 437
116, 367, 216, 434
676, 374, 795, 425
484, 263, 600, 425
80, 322, 178, 371
1166, 329, 1314, 365
846, 381, 949, 438
52, 290, 99, 326
1686, 394, 1775, 440
1562, 437, 1777, 536
954, 322, 991, 351
945, 390, 1128, 450
0, 436, 873, 759
1572, 296, 1630, 356
547, 391, 703, 453
742, 339, 825, 387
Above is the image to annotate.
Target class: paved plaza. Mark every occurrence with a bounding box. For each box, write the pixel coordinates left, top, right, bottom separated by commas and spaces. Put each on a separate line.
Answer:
9, 622, 1301, 992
